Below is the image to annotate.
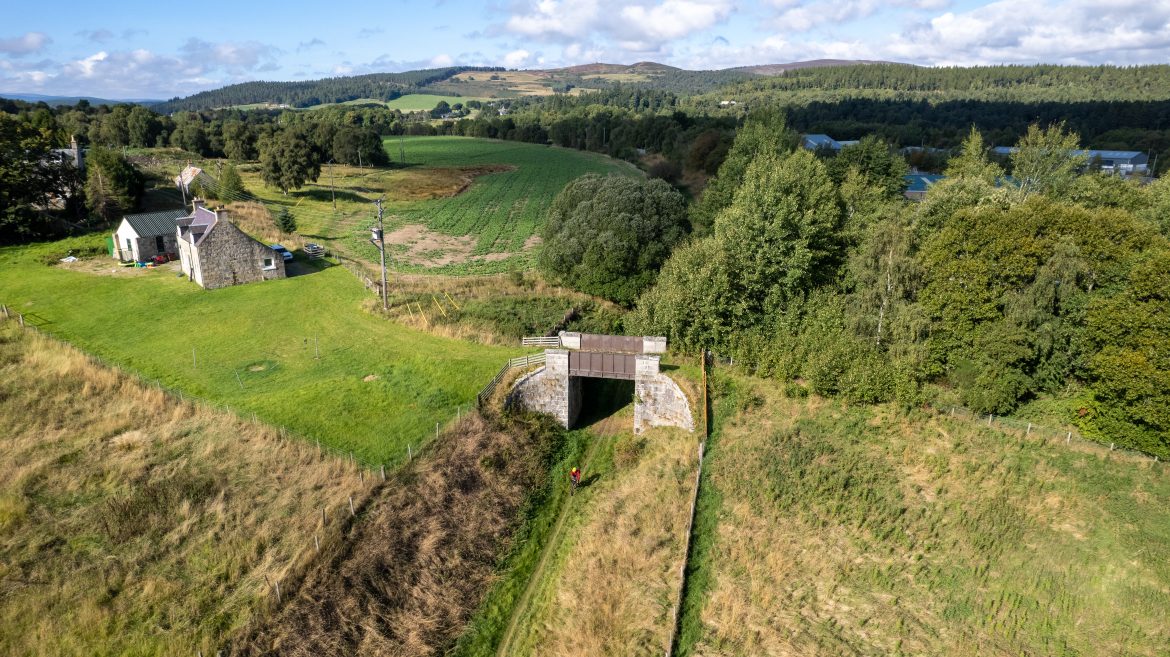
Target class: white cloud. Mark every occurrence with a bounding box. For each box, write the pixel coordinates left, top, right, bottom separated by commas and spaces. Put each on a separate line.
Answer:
431, 53, 455, 66
180, 39, 281, 73
678, 0, 1170, 69
770, 0, 952, 31
0, 32, 51, 57
503, 49, 531, 67
65, 51, 108, 78
502, 0, 732, 49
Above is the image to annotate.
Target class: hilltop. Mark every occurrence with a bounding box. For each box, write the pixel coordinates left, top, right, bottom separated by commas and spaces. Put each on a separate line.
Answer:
146, 59, 889, 112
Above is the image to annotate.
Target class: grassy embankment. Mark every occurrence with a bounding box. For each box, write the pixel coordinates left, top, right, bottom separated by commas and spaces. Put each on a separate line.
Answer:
0, 235, 519, 463
678, 372, 1170, 656
230, 409, 571, 657
453, 379, 702, 657
0, 322, 372, 656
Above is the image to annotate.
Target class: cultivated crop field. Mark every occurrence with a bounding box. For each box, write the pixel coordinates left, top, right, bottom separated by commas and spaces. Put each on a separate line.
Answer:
175, 137, 637, 275
373, 137, 638, 273
678, 377, 1170, 656
0, 235, 520, 463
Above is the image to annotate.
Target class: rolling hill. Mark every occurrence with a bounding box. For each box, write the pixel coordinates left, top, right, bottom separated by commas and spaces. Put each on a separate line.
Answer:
148, 60, 889, 112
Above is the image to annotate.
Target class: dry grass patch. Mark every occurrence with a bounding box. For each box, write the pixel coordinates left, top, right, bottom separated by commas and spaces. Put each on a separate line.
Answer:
0, 323, 372, 657
230, 411, 563, 656
687, 378, 1170, 656
506, 424, 700, 657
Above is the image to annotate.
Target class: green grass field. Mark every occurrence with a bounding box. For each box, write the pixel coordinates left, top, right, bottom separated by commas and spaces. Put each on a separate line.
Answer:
166, 137, 636, 275
377, 138, 637, 269
678, 375, 1170, 656
0, 235, 521, 463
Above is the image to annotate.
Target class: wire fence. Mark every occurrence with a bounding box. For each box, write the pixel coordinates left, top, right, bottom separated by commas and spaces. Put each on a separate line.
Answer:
0, 303, 473, 472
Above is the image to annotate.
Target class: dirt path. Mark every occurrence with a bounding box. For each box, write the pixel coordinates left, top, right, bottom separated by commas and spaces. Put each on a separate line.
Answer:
495, 436, 606, 657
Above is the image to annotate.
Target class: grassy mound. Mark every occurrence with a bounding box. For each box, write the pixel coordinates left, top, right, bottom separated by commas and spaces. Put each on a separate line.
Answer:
681, 373, 1170, 656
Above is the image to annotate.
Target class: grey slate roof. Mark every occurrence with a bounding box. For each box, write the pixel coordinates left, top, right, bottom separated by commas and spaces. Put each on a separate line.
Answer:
123, 209, 190, 237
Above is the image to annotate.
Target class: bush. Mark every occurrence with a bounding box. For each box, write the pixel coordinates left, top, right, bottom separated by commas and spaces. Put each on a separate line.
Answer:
538, 174, 688, 306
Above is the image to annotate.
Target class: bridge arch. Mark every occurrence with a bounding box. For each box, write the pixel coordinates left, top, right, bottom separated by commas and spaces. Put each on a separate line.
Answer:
508, 333, 693, 434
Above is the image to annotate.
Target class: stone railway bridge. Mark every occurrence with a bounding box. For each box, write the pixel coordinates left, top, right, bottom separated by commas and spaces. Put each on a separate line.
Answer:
509, 332, 694, 434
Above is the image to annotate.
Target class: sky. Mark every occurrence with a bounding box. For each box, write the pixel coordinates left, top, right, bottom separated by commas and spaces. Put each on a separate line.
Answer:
1, 0, 1169, 99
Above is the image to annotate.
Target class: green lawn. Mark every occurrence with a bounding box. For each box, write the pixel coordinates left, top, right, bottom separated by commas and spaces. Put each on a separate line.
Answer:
0, 235, 521, 463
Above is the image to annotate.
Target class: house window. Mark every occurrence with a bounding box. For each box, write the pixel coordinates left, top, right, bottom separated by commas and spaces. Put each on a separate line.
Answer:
125, 238, 132, 254
262, 257, 275, 270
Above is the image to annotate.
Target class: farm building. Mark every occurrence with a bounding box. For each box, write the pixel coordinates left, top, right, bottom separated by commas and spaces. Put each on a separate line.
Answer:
175, 200, 286, 289
112, 208, 188, 262
801, 134, 860, 152
991, 147, 1149, 174
174, 165, 218, 196
904, 173, 946, 201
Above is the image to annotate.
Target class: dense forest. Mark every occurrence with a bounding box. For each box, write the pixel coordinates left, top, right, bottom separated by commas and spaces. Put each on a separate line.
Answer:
152, 67, 502, 112
537, 114, 1170, 458
701, 63, 1170, 105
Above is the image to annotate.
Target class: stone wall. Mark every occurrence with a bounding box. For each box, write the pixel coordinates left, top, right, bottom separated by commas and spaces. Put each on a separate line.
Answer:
190, 219, 286, 290
510, 349, 692, 433
508, 350, 575, 427
634, 355, 694, 434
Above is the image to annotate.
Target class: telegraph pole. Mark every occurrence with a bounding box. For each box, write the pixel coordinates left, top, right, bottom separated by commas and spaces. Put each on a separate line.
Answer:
328, 160, 336, 211
373, 198, 388, 310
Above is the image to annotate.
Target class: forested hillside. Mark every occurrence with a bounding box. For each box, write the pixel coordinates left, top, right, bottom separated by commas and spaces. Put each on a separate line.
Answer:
702, 63, 1170, 105
153, 67, 497, 112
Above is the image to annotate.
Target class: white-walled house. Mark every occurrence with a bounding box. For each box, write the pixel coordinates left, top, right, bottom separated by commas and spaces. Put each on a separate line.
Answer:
112, 209, 188, 262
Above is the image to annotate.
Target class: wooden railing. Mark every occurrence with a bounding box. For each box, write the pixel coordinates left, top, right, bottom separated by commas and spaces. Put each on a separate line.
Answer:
477, 352, 547, 407
521, 336, 561, 347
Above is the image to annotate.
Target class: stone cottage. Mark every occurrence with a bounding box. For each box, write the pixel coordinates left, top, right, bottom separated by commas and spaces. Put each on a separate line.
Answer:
112, 208, 188, 262
175, 200, 286, 289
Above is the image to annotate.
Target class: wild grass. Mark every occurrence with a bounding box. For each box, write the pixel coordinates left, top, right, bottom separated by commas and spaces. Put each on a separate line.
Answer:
0, 235, 519, 462
506, 421, 700, 657
0, 323, 372, 657
229, 410, 568, 656
449, 421, 592, 657
454, 383, 700, 657
379, 272, 626, 345
685, 373, 1170, 656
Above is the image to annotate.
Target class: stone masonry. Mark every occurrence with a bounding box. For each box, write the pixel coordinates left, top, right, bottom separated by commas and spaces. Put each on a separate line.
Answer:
177, 204, 286, 290
509, 346, 692, 434
508, 350, 581, 427
633, 355, 694, 434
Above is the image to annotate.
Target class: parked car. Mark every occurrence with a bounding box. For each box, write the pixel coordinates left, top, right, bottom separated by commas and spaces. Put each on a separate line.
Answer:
270, 244, 293, 262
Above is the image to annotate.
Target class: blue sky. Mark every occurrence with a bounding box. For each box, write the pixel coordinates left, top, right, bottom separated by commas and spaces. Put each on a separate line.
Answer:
2, 0, 1168, 98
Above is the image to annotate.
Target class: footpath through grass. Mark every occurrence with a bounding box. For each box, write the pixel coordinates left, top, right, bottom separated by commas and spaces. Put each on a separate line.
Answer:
454, 382, 700, 657
680, 373, 1170, 656
0, 234, 521, 463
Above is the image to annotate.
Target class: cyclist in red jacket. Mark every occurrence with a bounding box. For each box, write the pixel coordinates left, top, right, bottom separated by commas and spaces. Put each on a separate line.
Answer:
570, 466, 582, 493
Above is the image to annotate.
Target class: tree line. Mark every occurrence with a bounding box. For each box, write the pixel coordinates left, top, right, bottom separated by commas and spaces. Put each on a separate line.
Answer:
538, 113, 1170, 458
152, 67, 502, 112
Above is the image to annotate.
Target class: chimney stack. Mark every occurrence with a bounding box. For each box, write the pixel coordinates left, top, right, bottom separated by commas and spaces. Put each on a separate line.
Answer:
192, 198, 205, 211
